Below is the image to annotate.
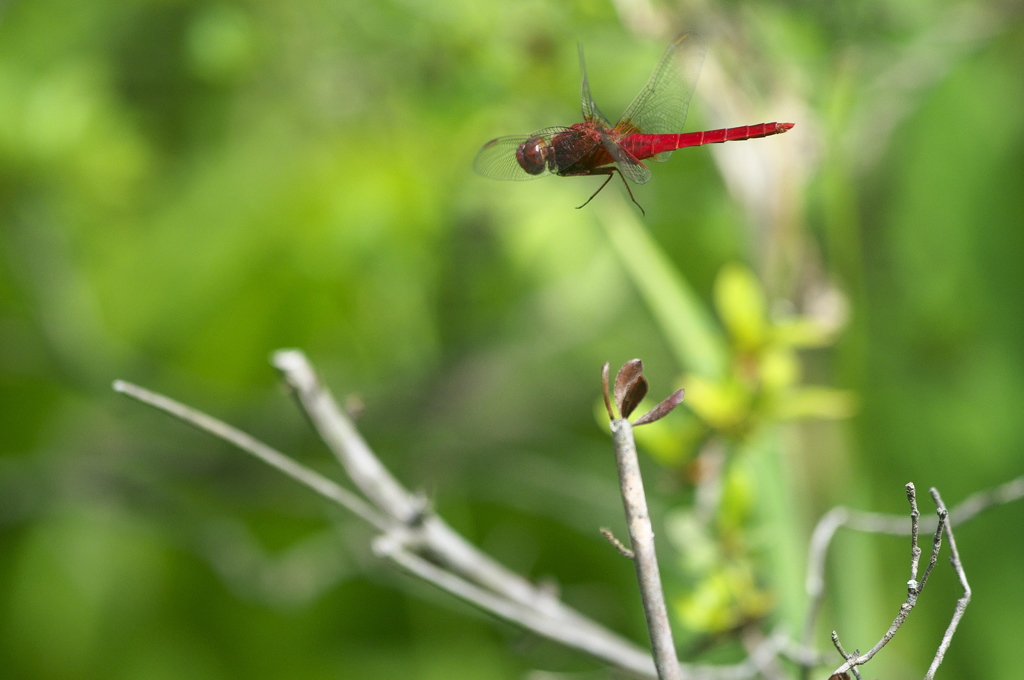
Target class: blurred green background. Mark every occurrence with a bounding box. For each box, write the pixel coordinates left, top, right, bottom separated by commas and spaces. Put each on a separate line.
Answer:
1, 0, 1022, 678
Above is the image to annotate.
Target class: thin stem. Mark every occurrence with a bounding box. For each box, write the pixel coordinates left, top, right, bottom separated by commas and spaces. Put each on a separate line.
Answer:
906, 482, 922, 584
114, 376, 656, 677
270, 350, 641, 650
601, 527, 636, 559
802, 507, 849, 650
829, 633, 861, 680
947, 475, 1024, 526
925, 488, 971, 680
830, 488, 947, 677
611, 418, 680, 680
374, 534, 659, 677
826, 474, 1024, 538
740, 628, 785, 680
112, 380, 389, 531
800, 473, 1023, 663
272, 350, 421, 523
916, 503, 946, 592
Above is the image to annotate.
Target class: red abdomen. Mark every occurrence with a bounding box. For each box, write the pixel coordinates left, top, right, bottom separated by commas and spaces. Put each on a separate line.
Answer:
622, 122, 794, 160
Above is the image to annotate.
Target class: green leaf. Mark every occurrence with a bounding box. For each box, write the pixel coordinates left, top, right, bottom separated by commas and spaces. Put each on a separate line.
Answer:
632, 410, 705, 465
774, 386, 857, 420
772, 318, 834, 348
760, 347, 800, 392
681, 374, 749, 430
714, 263, 767, 351
674, 563, 772, 634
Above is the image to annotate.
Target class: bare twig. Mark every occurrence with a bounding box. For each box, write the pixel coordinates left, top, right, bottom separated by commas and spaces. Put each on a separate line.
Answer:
114, 373, 657, 678
601, 527, 636, 559
740, 628, 785, 680
272, 355, 531, 600
946, 475, 1024, 527
828, 633, 860, 680
111, 379, 389, 531
269, 350, 661, 677
916, 501, 946, 593
372, 533, 653, 673
925, 488, 971, 680
907, 483, 922, 584
611, 418, 680, 680
778, 636, 827, 669
829, 485, 948, 678
272, 350, 421, 523
801, 506, 849, 650
802, 474, 1023, 650
696, 629, 792, 680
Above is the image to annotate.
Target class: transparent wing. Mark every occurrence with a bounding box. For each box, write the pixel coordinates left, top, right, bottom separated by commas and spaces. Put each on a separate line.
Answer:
473, 135, 542, 181
598, 127, 651, 185
579, 44, 611, 126
472, 128, 570, 181
617, 33, 707, 160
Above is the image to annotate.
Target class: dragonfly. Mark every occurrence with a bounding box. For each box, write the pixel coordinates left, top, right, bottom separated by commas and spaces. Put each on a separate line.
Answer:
473, 33, 793, 214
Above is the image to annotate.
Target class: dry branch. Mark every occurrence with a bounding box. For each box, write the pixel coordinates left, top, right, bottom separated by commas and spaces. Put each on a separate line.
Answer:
114, 351, 1022, 680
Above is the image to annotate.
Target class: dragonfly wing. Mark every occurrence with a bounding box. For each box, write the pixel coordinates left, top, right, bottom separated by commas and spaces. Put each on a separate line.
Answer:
473, 135, 542, 180
618, 32, 707, 161
598, 128, 651, 185
473, 128, 571, 180
579, 44, 612, 126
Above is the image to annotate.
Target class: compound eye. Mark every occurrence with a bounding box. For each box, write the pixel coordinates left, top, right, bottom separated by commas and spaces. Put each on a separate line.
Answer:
515, 138, 548, 175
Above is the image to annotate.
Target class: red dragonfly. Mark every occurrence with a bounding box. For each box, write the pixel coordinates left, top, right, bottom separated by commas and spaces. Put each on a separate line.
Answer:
473, 33, 793, 214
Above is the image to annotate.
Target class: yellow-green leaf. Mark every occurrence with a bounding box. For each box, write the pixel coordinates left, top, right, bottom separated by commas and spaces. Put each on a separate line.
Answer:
714, 263, 767, 351
774, 386, 857, 420
760, 347, 800, 392
682, 374, 750, 430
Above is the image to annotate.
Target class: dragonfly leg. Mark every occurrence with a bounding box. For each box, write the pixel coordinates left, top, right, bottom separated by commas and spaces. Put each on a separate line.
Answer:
575, 168, 645, 216
616, 168, 645, 216
576, 170, 615, 210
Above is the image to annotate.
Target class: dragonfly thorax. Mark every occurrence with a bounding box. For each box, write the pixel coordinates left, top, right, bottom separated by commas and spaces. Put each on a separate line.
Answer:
515, 136, 554, 175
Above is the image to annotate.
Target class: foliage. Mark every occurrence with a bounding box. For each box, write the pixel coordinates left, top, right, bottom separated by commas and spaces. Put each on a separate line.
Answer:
1, 0, 1023, 679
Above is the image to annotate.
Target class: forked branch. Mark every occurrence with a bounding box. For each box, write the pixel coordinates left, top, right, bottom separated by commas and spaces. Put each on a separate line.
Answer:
115, 355, 658, 679
823, 484, 974, 680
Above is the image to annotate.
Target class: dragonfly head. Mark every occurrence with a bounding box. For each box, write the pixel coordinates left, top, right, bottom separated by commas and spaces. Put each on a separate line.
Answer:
516, 136, 552, 175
